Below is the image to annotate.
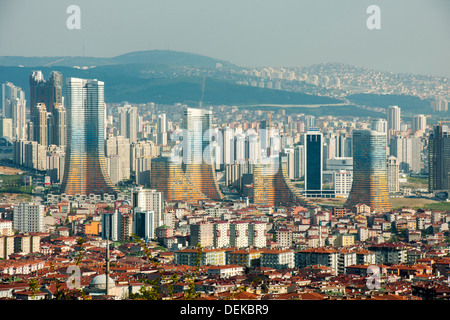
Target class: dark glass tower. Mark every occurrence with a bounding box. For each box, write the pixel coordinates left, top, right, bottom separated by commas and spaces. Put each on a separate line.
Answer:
428, 124, 450, 192
304, 128, 323, 193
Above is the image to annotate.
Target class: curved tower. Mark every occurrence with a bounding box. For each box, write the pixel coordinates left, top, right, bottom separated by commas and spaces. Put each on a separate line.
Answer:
345, 130, 391, 212
61, 78, 117, 195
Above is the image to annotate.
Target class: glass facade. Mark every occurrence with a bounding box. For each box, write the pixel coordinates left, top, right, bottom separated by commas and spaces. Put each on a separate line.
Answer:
305, 129, 323, 192
345, 130, 391, 212
61, 78, 118, 195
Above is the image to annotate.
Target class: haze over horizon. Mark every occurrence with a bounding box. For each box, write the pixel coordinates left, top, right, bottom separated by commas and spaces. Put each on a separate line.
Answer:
0, 0, 449, 78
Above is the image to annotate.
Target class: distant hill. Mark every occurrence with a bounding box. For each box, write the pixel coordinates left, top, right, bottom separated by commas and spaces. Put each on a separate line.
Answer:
0, 65, 342, 106
347, 93, 434, 115
0, 50, 235, 69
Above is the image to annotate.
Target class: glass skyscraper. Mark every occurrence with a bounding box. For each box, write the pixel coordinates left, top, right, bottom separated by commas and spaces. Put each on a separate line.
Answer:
181, 107, 223, 201
428, 124, 450, 192
345, 130, 391, 212
61, 77, 117, 195
304, 128, 323, 195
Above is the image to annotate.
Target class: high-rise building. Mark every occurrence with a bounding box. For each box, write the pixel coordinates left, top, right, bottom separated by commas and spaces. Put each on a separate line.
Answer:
387, 156, 400, 193
118, 105, 138, 144
105, 135, 131, 184
390, 135, 422, 173
333, 170, 353, 198
131, 187, 163, 237
133, 209, 155, 241
157, 113, 168, 145
150, 156, 210, 204
252, 155, 311, 207
345, 130, 391, 212
181, 107, 223, 201
29, 71, 64, 145
60, 78, 118, 195
412, 114, 427, 133
35, 103, 48, 146
2, 82, 26, 140
52, 105, 67, 146
13, 202, 45, 233
304, 128, 323, 195
387, 105, 401, 132
371, 118, 387, 133
294, 145, 305, 179
428, 124, 450, 192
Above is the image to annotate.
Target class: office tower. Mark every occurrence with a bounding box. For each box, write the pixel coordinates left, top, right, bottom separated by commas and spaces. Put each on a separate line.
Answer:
387, 156, 399, 193
252, 155, 311, 206
345, 130, 391, 212
61, 78, 118, 195
2, 82, 26, 140
387, 106, 401, 132
131, 187, 163, 236
428, 124, 450, 192
118, 105, 138, 143
304, 128, 323, 195
133, 209, 155, 241
13, 203, 44, 233
181, 107, 223, 201
371, 118, 387, 133
412, 114, 427, 133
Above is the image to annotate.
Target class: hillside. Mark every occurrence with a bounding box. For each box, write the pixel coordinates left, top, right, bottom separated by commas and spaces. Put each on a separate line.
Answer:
0, 50, 235, 69
0, 65, 342, 106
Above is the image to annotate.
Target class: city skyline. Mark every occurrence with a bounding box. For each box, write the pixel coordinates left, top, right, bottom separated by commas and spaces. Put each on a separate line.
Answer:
1, 0, 450, 304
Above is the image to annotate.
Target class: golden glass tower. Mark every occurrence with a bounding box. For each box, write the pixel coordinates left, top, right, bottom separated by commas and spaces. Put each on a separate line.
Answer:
253, 155, 311, 207
61, 78, 118, 195
181, 107, 223, 201
345, 130, 391, 212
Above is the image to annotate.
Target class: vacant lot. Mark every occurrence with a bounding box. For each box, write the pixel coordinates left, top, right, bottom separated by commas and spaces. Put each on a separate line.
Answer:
312, 196, 449, 211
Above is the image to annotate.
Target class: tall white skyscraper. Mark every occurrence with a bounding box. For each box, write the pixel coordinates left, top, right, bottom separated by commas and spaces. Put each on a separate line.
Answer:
387, 105, 401, 132
118, 105, 138, 144
412, 114, 427, 133
2, 82, 26, 140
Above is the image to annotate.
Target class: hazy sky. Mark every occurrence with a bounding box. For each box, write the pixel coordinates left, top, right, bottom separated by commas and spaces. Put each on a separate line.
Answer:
0, 0, 449, 77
